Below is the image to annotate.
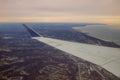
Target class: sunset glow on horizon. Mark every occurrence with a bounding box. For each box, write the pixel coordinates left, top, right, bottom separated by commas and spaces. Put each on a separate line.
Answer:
0, 16, 120, 25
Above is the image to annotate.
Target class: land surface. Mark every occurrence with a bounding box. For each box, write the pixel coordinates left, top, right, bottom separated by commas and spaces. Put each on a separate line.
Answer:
0, 23, 120, 80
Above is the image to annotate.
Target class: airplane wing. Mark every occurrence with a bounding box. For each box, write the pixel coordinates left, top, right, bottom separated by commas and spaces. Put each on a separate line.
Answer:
23, 24, 120, 77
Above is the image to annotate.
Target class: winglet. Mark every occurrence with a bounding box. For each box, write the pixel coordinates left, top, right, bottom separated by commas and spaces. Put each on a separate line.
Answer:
23, 24, 42, 37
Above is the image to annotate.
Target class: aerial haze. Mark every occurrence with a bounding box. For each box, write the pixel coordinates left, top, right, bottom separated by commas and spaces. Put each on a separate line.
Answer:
0, 0, 120, 80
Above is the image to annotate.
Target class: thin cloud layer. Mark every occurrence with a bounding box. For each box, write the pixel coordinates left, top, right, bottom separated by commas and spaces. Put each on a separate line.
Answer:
0, 0, 120, 24
0, 0, 120, 17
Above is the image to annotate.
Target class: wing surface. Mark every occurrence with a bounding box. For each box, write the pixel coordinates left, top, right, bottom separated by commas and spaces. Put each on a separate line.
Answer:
24, 24, 120, 77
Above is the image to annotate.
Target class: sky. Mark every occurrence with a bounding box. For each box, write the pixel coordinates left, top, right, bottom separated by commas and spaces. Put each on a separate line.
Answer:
0, 0, 120, 24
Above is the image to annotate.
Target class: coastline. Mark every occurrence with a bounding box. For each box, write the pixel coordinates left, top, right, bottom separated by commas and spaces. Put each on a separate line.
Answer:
72, 25, 120, 45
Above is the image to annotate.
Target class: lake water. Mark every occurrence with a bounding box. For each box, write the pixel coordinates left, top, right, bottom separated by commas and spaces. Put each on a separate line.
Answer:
73, 25, 120, 45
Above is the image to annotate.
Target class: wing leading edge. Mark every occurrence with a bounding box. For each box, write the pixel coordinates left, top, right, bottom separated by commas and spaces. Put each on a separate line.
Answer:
24, 24, 120, 77
23, 24, 41, 37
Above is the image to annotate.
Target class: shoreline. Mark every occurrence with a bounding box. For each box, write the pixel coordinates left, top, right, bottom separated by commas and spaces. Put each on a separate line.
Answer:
72, 26, 120, 45
72, 27, 120, 48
